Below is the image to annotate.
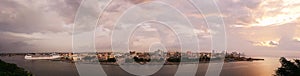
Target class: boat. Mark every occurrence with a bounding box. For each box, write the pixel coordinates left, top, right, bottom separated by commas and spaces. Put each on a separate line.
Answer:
25, 54, 62, 60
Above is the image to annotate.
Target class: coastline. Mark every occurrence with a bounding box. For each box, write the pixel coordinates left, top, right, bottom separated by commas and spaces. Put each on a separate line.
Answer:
0, 54, 264, 65
0, 55, 280, 76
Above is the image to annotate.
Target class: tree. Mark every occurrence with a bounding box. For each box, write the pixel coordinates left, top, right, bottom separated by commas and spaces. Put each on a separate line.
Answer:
0, 59, 32, 76
107, 58, 116, 62
275, 57, 300, 76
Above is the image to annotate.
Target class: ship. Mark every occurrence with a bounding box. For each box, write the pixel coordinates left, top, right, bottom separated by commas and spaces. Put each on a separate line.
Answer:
25, 53, 62, 60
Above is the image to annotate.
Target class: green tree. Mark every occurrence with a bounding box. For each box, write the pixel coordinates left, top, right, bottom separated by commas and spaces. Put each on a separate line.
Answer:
0, 59, 32, 76
275, 57, 300, 76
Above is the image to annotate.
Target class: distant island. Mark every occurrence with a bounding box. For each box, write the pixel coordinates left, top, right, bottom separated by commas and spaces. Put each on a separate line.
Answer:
0, 50, 264, 65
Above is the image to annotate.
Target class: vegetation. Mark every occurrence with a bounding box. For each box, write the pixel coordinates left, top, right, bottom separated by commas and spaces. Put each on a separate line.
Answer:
275, 57, 300, 76
167, 57, 181, 62
133, 56, 150, 62
0, 59, 32, 76
106, 58, 117, 62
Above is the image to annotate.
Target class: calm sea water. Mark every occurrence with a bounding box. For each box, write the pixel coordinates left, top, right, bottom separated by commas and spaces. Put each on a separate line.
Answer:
0, 56, 282, 76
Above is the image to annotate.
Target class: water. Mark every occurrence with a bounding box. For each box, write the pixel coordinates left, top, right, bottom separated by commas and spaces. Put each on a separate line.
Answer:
0, 56, 281, 76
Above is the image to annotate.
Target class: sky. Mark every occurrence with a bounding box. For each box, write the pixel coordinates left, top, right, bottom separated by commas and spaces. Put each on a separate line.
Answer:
0, 0, 299, 57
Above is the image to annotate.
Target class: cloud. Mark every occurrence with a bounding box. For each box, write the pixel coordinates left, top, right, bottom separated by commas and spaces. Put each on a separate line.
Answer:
0, 0, 80, 33
252, 40, 279, 47
220, 0, 300, 52
0, 31, 73, 53
217, 0, 262, 28
0, 32, 34, 52
218, 0, 300, 28
0, 0, 81, 52
294, 38, 300, 42
0, 0, 299, 56
269, 41, 279, 46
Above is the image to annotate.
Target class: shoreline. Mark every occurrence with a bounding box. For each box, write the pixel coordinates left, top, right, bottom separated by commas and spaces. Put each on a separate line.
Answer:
0, 55, 264, 65
78, 59, 264, 65
0, 55, 279, 76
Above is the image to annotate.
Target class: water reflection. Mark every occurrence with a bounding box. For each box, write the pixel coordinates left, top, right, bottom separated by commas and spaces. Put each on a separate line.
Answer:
0, 56, 283, 76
